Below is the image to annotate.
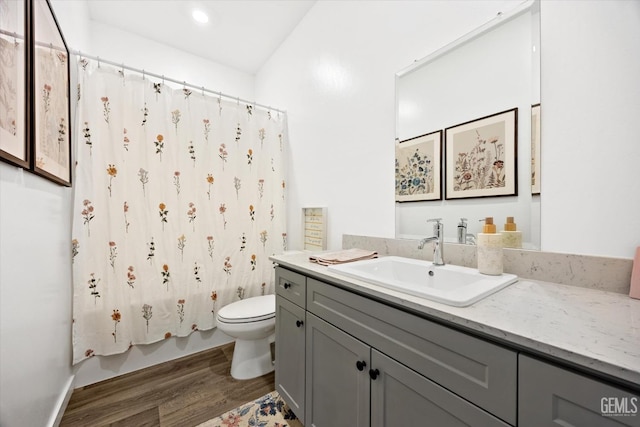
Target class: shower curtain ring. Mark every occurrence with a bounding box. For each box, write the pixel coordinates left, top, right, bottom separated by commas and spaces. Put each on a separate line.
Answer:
97, 56, 101, 68
142, 69, 145, 80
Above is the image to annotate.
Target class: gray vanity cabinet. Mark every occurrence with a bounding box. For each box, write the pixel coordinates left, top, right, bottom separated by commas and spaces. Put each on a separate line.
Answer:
519, 355, 640, 427
275, 265, 640, 427
275, 265, 517, 426
275, 268, 307, 421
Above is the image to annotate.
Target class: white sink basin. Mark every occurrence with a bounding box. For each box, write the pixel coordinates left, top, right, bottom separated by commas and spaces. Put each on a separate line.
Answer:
327, 256, 517, 307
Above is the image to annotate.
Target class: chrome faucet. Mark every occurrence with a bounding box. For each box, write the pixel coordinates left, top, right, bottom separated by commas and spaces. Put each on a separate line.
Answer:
418, 218, 445, 266
457, 217, 476, 245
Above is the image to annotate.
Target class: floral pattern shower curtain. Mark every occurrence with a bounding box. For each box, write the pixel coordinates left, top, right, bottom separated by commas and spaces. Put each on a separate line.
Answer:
71, 60, 287, 364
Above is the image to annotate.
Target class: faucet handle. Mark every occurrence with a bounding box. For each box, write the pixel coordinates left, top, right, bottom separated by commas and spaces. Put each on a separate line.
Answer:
458, 217, 468, 227
427, 218, 443, 234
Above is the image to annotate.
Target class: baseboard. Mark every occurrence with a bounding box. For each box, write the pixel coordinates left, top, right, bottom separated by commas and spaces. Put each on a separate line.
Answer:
48, 374, 75, 427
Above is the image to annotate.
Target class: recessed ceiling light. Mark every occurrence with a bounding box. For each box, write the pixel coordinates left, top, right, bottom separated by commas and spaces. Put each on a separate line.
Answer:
192, 9, 209, 24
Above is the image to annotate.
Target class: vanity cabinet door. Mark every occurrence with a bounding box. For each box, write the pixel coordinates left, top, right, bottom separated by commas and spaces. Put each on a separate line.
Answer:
305, 313, 370, 427
519, 355, 640, 427
275, 295, 306, 422
370, 349, 510, 427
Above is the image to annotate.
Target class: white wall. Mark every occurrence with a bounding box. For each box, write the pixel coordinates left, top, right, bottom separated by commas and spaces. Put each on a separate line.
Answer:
540, 1, 640, 258
257, 0, 640, 258
89, 21, 255, 102
0, 166, 74, 427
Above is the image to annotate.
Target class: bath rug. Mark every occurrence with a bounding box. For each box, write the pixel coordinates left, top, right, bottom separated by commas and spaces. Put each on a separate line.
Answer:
197, 391, 302, 427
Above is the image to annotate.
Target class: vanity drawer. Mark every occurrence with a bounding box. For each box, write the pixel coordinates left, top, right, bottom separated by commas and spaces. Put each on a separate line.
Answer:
275, 267, 306, 307
307, 278, 517, 425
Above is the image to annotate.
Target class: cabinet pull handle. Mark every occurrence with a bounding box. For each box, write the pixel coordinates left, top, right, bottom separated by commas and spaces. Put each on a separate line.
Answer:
283, 282, 291, 289
356, 360, 367, 371
296, 320, 304, 328
369, 368, 380, 380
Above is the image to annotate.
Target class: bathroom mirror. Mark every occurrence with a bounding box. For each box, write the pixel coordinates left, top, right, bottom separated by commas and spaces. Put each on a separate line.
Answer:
395, 0, 540, 249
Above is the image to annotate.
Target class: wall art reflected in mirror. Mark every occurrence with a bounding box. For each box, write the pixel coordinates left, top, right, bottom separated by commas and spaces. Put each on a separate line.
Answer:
531, 103, 541, 195
445, 108, 518, 200
395, 0, 540, 249
395, 130, 442, 202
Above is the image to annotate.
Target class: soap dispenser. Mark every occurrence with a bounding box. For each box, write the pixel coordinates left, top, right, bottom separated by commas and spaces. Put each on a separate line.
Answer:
477, 217, 503, 275
501, 216, 522, 249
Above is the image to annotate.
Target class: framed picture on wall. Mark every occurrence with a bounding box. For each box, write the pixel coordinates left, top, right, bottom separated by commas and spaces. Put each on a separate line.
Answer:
531, 104, 541, 195
302, 207, 327, 251
0, 0, 29, 169
395, 130, 442, 202
445, 108, 518, 200
31, 0, 71, 186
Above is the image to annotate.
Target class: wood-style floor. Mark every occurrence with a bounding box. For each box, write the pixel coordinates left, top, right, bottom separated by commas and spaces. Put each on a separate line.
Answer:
60, 342, 275, 427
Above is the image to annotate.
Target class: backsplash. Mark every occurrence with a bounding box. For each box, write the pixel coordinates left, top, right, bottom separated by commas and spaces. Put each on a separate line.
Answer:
342, 235, 633, 295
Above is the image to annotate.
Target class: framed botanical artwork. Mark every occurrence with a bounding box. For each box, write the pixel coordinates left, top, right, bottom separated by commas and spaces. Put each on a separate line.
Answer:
0, 0, 29, 168
531, 104, 541, 194
395, 130, 442, 202
31, 0, 71, 186
445, 108, 518, 200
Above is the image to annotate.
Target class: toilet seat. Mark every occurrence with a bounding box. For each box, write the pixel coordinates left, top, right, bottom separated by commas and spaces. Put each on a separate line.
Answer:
217, 294, 275, 324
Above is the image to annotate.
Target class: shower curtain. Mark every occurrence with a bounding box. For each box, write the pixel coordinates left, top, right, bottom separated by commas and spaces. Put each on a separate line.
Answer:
71, 60, 287, 364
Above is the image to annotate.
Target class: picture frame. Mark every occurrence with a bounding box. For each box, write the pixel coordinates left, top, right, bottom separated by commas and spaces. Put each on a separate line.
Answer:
445, 108, 517, 200
0, 0, 29, 169
395, 130, 442, 202
31, 0, 71, 186
302, 207, 327, 251
531, 104, 541, 195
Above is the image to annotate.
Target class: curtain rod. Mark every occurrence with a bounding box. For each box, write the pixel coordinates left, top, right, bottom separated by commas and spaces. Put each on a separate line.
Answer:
1, 29, 66, 51
0, 28, 24, 41
69, 50, 286, 114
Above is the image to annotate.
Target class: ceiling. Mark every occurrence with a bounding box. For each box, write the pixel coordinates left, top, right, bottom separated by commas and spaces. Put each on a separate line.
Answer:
86, 0, 317, 75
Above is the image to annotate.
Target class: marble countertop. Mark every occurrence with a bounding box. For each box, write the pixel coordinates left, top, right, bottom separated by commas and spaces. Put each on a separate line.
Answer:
270, 251, 640, 388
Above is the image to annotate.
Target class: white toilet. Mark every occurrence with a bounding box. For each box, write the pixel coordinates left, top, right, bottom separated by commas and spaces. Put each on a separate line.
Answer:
216, 294, 276, 380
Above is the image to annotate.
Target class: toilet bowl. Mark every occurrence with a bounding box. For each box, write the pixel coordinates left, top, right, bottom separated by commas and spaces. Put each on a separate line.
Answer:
216, 294, 276, 380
